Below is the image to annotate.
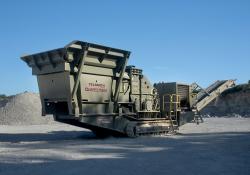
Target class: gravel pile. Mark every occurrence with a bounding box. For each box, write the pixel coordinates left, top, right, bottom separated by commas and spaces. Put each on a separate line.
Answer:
201, 91, 250, 117
0, 92, 54, 125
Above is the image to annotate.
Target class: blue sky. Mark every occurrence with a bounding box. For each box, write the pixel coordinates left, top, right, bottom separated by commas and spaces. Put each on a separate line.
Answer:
0, 0, 249, 95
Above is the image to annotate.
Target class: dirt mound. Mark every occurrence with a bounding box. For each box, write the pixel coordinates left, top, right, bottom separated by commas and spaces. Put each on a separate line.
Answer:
201, 84, 250, 117
0, 92, 54, 125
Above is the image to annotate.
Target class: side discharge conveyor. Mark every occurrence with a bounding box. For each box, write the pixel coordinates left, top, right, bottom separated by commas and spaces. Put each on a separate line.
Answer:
191, 80, 235, 112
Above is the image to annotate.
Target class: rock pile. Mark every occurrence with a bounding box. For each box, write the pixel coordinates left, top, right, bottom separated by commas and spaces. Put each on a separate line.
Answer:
201, 90, 250, 117
0, 92, 54, 125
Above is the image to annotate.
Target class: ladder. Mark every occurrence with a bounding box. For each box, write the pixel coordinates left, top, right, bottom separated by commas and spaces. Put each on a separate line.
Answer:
192, 109, 204, 124
163, 94, 181, 132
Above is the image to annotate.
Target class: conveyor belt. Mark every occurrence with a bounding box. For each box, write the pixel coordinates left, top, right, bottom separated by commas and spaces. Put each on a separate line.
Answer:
193, 80, 235, 112
196, 80, 226, 102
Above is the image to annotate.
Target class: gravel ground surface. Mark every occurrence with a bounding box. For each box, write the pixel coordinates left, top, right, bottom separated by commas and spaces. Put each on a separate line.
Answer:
0, 118, 250, 175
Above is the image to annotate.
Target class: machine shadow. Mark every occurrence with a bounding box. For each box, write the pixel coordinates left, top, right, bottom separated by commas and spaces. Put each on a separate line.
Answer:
0, 130, 96, 143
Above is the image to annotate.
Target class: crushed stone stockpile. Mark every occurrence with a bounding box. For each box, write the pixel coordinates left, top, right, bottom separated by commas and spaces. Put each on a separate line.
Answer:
0, 92, 54, 125
201, 84, 250, 117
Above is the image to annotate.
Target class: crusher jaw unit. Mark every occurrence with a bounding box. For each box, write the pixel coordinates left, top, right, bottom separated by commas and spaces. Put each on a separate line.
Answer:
21, 40, 173, 137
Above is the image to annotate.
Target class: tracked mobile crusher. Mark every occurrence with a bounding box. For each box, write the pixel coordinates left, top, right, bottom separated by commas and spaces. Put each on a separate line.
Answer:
21, 40, 172, 137
21, 40, 235, 137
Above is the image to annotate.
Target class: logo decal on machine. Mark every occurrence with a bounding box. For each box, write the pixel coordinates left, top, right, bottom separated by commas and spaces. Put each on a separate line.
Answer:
85, 83, 107, 92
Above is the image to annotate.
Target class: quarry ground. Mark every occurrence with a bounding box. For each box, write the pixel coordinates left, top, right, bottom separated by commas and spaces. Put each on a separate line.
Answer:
0, 118, 250, 175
